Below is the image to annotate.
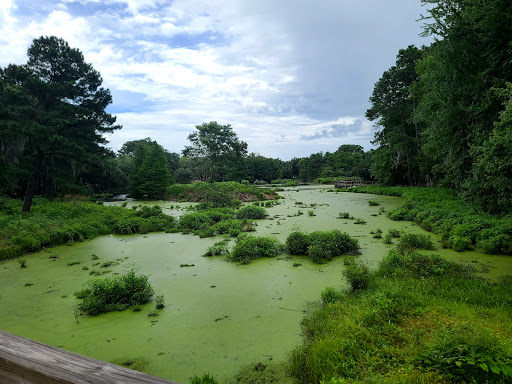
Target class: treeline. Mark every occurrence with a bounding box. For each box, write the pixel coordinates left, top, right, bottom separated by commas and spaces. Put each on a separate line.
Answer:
116, 136, 373, 199
0, 36, 373, 212
367, 0, 512, 213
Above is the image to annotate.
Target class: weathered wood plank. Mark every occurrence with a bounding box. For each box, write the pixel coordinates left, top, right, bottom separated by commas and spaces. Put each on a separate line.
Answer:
0, 331, 180, 384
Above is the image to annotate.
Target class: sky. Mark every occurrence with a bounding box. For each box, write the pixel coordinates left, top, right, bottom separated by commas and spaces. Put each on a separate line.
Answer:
0, 0, 431, 160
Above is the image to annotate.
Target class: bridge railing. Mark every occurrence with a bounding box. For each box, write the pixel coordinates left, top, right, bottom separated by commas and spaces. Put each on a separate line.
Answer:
0, 331, 180, 384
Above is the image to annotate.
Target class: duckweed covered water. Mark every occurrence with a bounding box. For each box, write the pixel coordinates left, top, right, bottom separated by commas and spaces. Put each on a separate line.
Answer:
1, 187, 510, 383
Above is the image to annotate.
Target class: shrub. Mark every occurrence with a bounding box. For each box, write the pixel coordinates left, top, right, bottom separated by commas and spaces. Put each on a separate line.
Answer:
203, 241, 230, 257
286, 230, 360, 263
190, 373, 219, 384
286, 231, 309, 255
398, 233, 435, 252
418, 328, 512, 383
388, 228, 401, 238
354, 218, 366, 224
321, 286, 343, 305
235, 205, 267, 219
76, 268, 154, 315
368, 200, 379, 206
227, 236, 283, 263
343, 260, 372, 291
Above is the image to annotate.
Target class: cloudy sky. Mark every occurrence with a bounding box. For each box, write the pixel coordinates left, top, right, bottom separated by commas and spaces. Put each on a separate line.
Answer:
1, 0, 430, 159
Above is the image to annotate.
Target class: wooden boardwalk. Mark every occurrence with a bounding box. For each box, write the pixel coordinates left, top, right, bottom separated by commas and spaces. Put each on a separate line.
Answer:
334, 179, 377, 188
0, 331, 180, 384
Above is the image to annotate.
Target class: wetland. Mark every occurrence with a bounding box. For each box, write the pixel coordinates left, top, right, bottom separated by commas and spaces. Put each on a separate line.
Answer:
1, 185, 511, 383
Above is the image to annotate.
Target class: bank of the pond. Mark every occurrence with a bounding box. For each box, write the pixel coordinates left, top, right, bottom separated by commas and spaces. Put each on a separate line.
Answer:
1, 186, 511, 384
338, 186, 512, 255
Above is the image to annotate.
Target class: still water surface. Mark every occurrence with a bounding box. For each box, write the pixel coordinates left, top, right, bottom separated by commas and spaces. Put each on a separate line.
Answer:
1, 186, 510, 383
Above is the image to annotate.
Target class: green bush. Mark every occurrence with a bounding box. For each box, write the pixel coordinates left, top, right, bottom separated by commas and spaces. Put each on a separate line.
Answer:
343, 260, 372, 291
397, 233, 435, 252
227, 236, 283, 263
321, 286, 343, 305
368, 200, 379, 206
235, 205, 267, 219
190, 373, 219, 384
286, 230, 360, 263
76, 269, 154, 315
203, 240, 230, 257
286, 231, 309, 255
418, 328, 512, 383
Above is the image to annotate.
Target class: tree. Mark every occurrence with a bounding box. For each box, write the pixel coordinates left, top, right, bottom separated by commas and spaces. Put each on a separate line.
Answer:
465, 85, 512, 213
182, 121, 248, 181
415, 0, 512, 188
366, 45, 426, 185
134, 142, 170, 199
0, 36, 120, 211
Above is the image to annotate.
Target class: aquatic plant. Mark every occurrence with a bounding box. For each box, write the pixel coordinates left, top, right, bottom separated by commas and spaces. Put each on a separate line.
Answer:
227, 236, 283, 264
234, 205, 267, 219
397, 233, 435, 252
307, 210, 315, 217
202, 240, 230, 257
75, 268, 154, 315
354, 218, 367, 224
18, 258, 27, 268
345, 186, 512, 255
286, 230, 360, 263
321, 286, 343, 305
155, 295, 165, 309
368, 200, 379, 206
343, 260, 372, 291
190, 373, 219, 384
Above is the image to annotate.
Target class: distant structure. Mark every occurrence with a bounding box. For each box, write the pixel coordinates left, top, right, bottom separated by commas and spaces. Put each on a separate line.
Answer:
334, 178, 377, 189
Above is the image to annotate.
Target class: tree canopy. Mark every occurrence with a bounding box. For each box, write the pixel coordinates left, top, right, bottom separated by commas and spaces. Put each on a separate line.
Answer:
0, 36, 120, 211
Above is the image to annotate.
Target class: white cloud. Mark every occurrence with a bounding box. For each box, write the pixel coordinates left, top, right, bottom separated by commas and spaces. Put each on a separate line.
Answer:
1, 0, 428, 159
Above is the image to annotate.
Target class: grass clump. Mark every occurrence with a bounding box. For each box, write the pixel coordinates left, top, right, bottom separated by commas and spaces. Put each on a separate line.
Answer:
235, 205, 267, 219
75, 268, 154, 316
289, 249, 512, 384
190, 373, 219, 384
286, 230, 360, 263
203, 240, 230, 257
227, 236, 283, 264
398, 233, 435, 252
368, 200, 379, 206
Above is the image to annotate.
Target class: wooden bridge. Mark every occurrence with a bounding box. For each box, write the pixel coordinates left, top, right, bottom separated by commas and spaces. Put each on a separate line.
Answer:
0, 331, 180, 384
334, 179, 377, 189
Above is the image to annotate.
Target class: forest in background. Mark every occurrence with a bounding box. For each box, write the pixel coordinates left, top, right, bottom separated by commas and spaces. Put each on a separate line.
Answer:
1, 0, 511, 214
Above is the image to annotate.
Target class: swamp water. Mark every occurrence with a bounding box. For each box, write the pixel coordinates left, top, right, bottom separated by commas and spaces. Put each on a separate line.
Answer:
1, 186, 511, 383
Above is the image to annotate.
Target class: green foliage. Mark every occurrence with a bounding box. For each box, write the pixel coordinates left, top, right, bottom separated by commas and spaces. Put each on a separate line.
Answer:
418, 328, 512, 383
290, 251, 512, 384
321, 286, 343, 305
0, 198, 176, 260
131, 142, 171, 199
354, 218, 366, 225
397, 233, 435, 252
286, 231, 309, 255
227, 236, 283, 264
76, 268, 154, 316
0, 36, 121, 212
182, 122, 248, 182
286, 230, 360, 263
343, 260, 372, 291
190, 373, 219, 384
202, 240, 230, 257
345, 186, 512, 255
367, 200, 379, 206
155, 295, 165, 309
167, 182, 277, 207
235, 205, 267, 219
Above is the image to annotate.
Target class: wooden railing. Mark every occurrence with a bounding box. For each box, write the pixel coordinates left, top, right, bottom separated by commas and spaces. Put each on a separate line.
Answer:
0, 331, 180, 384
334, 179, 377, 189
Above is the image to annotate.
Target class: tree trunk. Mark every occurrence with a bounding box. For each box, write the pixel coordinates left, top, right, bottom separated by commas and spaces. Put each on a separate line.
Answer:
22, 178, 37, 213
